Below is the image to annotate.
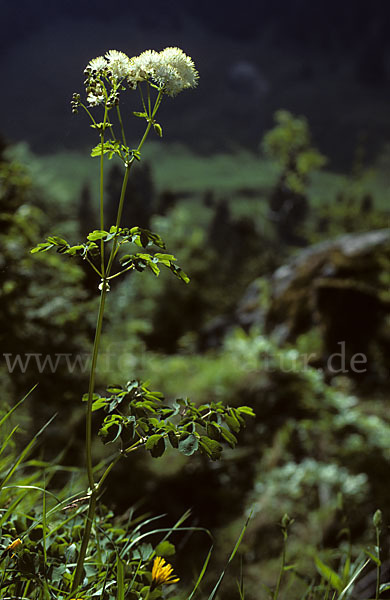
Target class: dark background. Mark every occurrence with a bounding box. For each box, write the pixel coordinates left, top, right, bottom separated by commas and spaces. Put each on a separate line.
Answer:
1, 0, 390, 168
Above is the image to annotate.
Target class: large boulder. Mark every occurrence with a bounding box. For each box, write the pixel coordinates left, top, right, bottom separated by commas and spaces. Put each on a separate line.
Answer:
264, 229, 390, 378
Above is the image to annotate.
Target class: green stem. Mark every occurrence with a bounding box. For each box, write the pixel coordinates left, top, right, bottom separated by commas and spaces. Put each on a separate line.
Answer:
144, 588, 151, 600
71, 491, 97, 592
139, 84, 147, 114
80, 103, 98, 126
71, 286, 107, 592
99, 103, 109, 276
106, 264, 134, 281
105, 105, 158, 277
85, 256, 102, 278
96, 442, 142, 493
72, 87, 163, 593
147, 82, 151, 117
116, 105, 127, 147
71, 158, 131, 592
273, 534, 286, 600
375, 526, 381, 600
99, 134, 105, 276
105, 163, 131, 277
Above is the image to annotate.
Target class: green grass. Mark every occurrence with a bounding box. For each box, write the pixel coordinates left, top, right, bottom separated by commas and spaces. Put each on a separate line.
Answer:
8, 142, 390, 212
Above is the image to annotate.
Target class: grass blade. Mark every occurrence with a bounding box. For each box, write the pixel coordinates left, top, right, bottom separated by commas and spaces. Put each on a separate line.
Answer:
207, 514, 251, 600
0, 413, 56, 493
187, 545, 213, 600
0, 385, 37, 429
117, 557, 124, 600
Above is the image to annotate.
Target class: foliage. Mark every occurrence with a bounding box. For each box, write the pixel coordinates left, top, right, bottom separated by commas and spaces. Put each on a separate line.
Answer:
262, 110, 327, 246
262, 110, 327, 195
1, 41, 389, 600
92, 379, 254, 460
102, 325, 389, 598
0, 145, 92, 448
0, 46, 258, 599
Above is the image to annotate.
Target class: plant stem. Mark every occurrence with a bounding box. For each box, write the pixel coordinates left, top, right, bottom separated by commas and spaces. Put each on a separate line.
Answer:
375, 526, 381, 600
117, 105, 127, 147
71, 490, 97, 592
85, 287, 107, 490
72, 89, 163, 592
71, 287, 107, 591
144, 588, 151, 600
105, 109, 157, 278
85, 256, 102, 278
273, 535, 286, 600
105, 163, 131, 277
107, 264, 134, 280
99, 142, 106, 276
99, 104, 109, 276
96, 441, 142, 493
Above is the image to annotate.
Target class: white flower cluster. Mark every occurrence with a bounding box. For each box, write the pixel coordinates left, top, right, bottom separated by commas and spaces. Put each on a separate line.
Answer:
128, 47, 199, 96
84, 47, 198, 106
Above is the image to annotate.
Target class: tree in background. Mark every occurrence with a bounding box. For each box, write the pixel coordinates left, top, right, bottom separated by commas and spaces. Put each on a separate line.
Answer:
262, 110, 327, 245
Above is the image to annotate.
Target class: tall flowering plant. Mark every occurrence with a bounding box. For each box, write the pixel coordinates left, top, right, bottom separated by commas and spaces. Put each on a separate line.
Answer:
30, 47, 254, 596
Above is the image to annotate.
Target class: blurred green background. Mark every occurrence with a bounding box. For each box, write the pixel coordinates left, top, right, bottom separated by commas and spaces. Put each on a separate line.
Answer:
1, 2, 390, 597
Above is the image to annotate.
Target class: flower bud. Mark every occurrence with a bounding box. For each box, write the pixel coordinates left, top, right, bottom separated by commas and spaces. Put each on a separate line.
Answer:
373, 509, 382, 529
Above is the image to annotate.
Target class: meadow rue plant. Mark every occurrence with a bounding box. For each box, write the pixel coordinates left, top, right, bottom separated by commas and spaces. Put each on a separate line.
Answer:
29, 47, 253, 597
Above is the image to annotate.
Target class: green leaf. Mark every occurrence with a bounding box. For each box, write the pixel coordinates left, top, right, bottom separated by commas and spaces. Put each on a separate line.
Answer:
98, 414, 124, 444
90, 121, 113, 131
30, 242, 53, 253
236, 406, 256, 417
82, 392, 101, 402
106, 385, 124, 393
199, 436, 223, 461
364, 549, 381, 566
206, 422, 221, 441
92, 398, 109, 412
133, 543, 154, 561
155, 541, 175, 557
117, 557, 125, 600
133, 111, 148, 118
145, 434, 166, 458
225, 412, 241, 434
47, 236, 68, 246
65, 543, 77, 563
314, 557, 343, 592
65, 244, 85, 256
168, 264, 190, 283
153, 122, 163, 137
167, 430, 179, 449
220, 427, 238, 448
119, 254, 133, 267
178, 433, 199, 456
87, 230, 109, 241
91, 140, 122, 159
154, 253, 176, 263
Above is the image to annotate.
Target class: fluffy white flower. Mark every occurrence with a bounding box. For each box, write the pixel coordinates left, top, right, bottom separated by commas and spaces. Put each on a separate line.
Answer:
86, 56, 106, 74
159, 47, 199, 90
153, 63, 184, 97
105, 49, 132, 80
87, 90, 105, 107
127, 47, 198, 96
127, 50, 162, 83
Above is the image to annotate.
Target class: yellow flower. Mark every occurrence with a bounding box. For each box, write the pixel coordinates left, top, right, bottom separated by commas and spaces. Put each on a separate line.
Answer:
0, 538, 22, 560
151, 556, 179, 589
6, 538, 22, 551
